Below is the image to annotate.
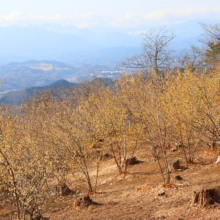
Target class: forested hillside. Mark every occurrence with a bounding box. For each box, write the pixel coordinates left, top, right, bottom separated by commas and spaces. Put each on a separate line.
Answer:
1, 67, 220, 219
1, 23, 220, 220
0, 78, 114, 105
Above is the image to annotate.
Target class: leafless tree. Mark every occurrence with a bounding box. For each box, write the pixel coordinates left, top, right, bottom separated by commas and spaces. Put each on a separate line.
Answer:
200, 23, 220, 41
198, 23, 220, 67
177, 45, 203, 71
122, 26, 176, 75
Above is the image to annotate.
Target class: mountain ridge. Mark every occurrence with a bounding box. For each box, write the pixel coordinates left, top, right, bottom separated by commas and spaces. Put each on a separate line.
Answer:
1, 78, 114, 106
0, 60, 117, 92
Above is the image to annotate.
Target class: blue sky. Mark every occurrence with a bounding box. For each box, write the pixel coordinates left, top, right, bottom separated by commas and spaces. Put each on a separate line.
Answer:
1, 0, 220, 28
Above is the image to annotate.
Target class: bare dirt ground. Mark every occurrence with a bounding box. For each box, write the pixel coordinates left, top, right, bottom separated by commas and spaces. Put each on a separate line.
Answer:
1, 146, 220, 220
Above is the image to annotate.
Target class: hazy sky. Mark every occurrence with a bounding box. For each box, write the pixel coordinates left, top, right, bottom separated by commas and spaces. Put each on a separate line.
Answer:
1, 0, 220, 27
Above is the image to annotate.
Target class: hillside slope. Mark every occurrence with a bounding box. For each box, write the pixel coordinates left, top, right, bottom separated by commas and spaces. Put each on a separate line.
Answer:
1, 145, 220, 219
1, 78, 114, 106
1, 79, 77, 106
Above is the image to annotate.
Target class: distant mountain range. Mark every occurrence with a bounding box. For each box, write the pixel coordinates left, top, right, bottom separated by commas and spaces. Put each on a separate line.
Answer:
1, 78, 114, 106
0, 60, 119, 92
1, 79, 77, 106
0, 19, 219, 99
0, 19, 218, 66
0, 25, 141, 66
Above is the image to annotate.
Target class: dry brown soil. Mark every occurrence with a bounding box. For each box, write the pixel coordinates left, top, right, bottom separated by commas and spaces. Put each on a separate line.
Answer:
1, 146, 220, 220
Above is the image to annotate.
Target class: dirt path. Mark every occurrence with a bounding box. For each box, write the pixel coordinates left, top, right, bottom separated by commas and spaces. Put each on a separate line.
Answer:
2, 147, 220, 219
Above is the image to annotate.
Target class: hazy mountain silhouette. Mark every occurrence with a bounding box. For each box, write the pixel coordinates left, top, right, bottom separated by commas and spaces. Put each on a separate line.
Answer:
1, 78, 114, 106
0, 60, 117, 92
0, 20, 215, 66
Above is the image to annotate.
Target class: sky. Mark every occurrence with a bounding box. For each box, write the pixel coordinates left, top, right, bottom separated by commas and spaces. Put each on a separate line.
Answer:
0, 0, 220, 28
